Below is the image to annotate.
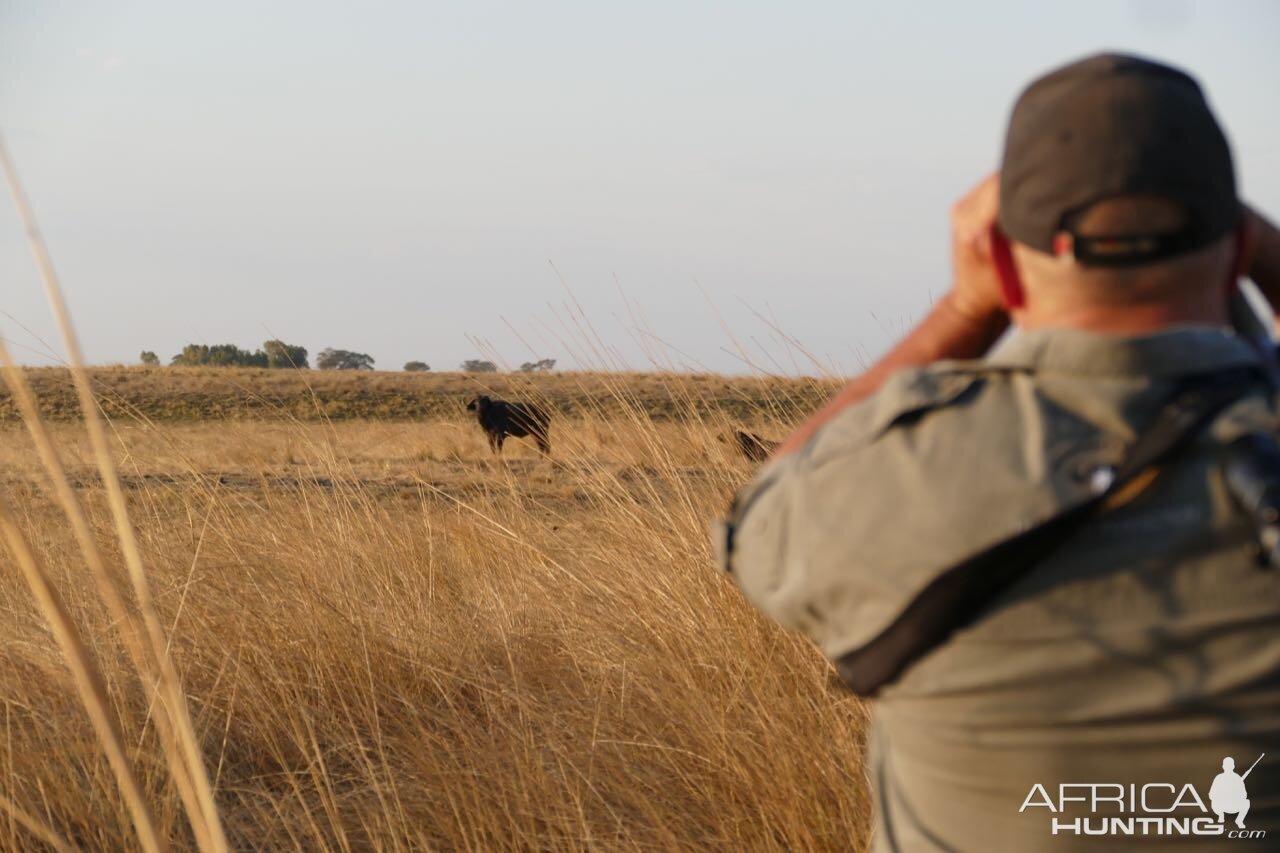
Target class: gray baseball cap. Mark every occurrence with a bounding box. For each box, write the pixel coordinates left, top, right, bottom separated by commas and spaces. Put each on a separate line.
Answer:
999, 53, 1239, 267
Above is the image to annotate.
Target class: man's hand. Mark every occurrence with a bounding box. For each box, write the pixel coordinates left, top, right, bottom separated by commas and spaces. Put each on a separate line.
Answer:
948, 173, 1009, 325
771, 175, 1010, 458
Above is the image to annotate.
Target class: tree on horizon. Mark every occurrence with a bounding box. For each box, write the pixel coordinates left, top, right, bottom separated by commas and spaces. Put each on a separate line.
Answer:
317, 348, 375, 370
264, 339, 309, 369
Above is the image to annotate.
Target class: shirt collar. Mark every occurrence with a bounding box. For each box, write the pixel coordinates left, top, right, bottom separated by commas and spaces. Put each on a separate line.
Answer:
986, 325, 1262, 378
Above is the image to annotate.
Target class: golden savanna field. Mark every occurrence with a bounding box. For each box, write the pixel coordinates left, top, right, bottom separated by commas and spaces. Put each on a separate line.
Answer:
0, 366, 871, 851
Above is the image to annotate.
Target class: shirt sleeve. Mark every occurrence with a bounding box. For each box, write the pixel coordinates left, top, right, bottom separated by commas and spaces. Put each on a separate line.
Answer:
713, 364, 990, 657
716, 426, 852, 645
716, 452, 800, 590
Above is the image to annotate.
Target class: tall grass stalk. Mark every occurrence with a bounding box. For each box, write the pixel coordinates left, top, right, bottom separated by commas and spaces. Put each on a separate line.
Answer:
1, 137, 227, 850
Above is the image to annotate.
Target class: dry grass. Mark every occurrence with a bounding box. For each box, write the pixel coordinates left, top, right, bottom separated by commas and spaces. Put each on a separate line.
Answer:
0, 380, 872, 850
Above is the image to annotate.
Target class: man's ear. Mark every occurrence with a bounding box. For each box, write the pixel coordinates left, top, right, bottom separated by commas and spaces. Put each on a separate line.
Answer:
989, 223, 1025, 309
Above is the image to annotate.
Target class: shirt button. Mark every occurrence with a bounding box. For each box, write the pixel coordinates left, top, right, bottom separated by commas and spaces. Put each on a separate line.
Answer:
1089, 465, 1116, 494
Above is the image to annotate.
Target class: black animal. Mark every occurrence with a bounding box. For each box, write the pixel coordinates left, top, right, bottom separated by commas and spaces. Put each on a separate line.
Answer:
466, 395, 551, 455
719, 430, 779, 462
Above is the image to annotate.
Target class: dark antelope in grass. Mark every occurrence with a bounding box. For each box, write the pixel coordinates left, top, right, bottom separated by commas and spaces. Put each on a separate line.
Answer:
466, 395, 552, 455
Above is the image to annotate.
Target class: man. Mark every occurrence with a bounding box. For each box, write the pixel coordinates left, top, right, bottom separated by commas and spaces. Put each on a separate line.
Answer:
1210, 757, 1251, 829
720, 54, 1280, 851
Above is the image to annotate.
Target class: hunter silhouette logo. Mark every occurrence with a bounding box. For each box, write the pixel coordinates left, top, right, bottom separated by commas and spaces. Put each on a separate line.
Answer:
1211, 754, 1264, 829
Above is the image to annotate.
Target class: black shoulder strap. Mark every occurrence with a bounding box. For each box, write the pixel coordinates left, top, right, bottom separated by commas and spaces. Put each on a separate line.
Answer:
835, 367, 1262, 697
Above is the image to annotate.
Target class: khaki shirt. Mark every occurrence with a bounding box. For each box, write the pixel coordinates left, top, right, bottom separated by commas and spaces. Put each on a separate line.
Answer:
723, 327, 1280, 852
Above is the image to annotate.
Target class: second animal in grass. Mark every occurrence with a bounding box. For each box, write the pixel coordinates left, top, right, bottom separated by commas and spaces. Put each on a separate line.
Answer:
719, 430, 779, 462
466, 395, 552, 455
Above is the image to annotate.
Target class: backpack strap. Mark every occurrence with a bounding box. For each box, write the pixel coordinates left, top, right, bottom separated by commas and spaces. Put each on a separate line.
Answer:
835, 367, 1263, 697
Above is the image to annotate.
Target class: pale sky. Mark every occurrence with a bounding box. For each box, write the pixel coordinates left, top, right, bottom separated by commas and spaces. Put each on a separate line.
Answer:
2, 0, 1278, 374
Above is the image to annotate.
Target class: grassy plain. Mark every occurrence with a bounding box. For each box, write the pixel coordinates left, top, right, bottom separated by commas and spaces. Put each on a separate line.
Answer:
0, 368, 870, 851
4, 367, 838, 423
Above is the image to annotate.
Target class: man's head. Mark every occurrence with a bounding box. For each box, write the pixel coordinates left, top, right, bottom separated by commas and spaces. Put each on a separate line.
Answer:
996, 53, 1242, 332
1224, 757, 1236, 772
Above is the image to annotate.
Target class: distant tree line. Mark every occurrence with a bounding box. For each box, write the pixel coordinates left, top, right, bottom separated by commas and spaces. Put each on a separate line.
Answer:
162, 340, 310, 369
142, 344, 555, 373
